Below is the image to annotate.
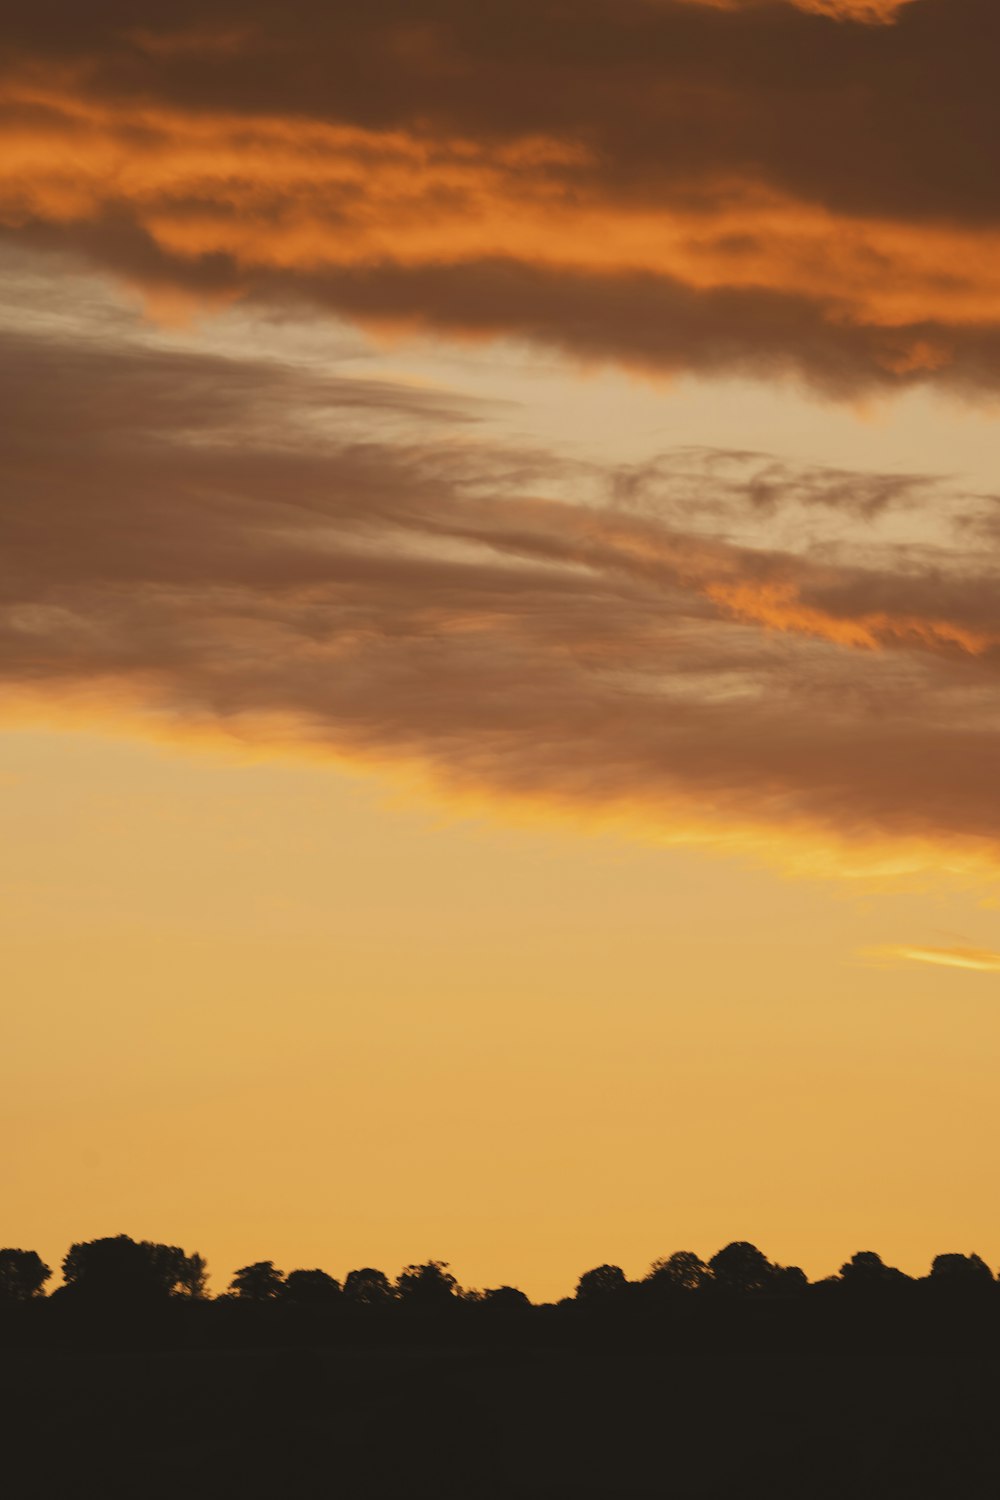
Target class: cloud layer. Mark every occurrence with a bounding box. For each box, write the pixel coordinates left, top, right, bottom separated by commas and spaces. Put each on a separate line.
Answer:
2, 1, 1000, 395
4, 294, 1000, 874
4, 4, 1000, 879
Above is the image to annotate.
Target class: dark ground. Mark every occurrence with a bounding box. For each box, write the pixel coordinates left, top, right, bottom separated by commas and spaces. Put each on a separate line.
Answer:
3, 1347, 999, 1498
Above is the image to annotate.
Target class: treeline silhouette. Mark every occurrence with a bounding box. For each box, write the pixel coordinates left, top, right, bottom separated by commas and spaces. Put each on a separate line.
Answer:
6, 1237, 1000, 1498
3, 1235, 1000, 1353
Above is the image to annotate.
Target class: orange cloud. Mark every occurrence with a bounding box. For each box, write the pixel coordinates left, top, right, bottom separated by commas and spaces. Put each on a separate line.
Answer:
705, 581, 998, 657
2, 81, 997, 333
790, 0, 913, 18
682, 0, 913, 20
4, 79, 1000, 395
0, 1, 998, 396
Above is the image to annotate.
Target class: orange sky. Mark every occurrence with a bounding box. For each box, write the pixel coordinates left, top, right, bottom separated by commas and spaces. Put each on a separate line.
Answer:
2, 0, 999, 1297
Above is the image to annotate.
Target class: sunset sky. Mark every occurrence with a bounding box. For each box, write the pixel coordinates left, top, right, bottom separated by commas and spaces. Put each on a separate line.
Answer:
3, 0, 1000, 1300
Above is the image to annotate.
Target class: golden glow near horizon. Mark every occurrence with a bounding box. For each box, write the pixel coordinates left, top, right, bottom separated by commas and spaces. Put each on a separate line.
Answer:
2, 0, 1000, 1296
4, 729, 999, 1300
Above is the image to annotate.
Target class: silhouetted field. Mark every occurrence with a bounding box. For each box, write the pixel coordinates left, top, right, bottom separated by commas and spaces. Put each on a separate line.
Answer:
4, 1344, 999, 1498
5, 1237, 1000, 1494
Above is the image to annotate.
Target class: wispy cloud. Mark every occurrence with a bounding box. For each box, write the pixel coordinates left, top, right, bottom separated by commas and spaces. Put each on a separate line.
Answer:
682, 0, 914, 22
866, 945, 1000, 973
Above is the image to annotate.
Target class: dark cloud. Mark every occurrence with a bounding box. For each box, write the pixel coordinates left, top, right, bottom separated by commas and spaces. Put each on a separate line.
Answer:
4, 316, 1000, 867
1, 1, 999, 396
273, 262, 1000, 401
11, 225, 1000, 403
3, 0, 997, 221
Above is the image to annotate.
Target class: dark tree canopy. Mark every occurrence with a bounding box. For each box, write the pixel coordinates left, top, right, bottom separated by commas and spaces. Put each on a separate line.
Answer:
708, 1242, 775, 1295
929, 1253, 994, 1289
772, 1265, 809, 1296
396, 1261, 458, 1307
838, 1251, 909, 1291
61, 1235, 200, 1301
646, 1252, 709, 1292
229, 1261, 285, 1301
0, 1248, 52, 1302
575, 1264, 629, 1302
481, 1285, 531, 1311
176, 1252, 208, 1299
8, 1232, 1000, 1337
343, 1267, 394, 1306
284, 1269, 342, 1305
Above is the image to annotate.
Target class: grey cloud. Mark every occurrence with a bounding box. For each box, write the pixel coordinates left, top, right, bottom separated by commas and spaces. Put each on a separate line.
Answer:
4, 318, 1000, 863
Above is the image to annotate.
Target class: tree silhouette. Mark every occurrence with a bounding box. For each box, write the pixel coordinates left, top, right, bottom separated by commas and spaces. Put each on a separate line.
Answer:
12, 1229, 1000, 1342
838, 1251, 909, 1292
646, 1251, 708, 1292
284, 1269, 342, 1305
481, 1285, 531, 1311
928, 1253, 993, 1290
396, 1260, 458, 1307
177, 1252, 208, 1299
708, 1242, 774, 1294
343, 1267, 394, 1306
229, 1261, 285, 1301
62, 1235, 195, 1301
771, 1264, 808, 1295
0, 1248, 51, 1302
575, 1264, 629, 1301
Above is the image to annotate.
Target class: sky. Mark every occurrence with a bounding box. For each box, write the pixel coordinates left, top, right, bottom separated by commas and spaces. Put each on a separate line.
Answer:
2, 0, 1000, 1301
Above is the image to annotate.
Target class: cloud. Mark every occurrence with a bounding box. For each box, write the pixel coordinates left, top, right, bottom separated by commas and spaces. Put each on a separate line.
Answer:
867, 945, 1000, 972
4, 296, 1000, 878
680, 0, 913, 20
1, 1, 999, 396
792, 0, 912, 17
